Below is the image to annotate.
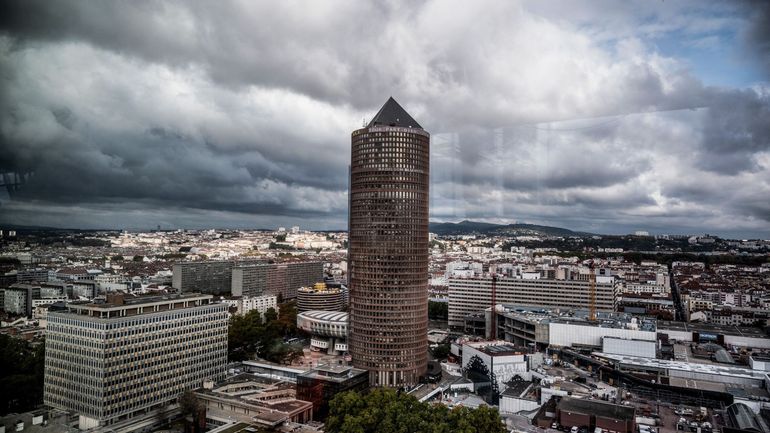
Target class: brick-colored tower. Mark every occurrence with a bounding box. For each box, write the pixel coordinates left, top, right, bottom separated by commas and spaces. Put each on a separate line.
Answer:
348, 97, 429, 387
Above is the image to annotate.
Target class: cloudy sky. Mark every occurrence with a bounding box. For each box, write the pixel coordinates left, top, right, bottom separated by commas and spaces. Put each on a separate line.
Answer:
1, 1, 768, 238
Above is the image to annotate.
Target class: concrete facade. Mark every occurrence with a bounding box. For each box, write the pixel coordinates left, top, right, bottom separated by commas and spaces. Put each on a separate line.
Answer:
44, 294, 228, 429
449, 277, 618, 328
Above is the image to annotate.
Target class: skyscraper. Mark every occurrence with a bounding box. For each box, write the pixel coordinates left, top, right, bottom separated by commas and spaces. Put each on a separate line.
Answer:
348, 97, 430, 387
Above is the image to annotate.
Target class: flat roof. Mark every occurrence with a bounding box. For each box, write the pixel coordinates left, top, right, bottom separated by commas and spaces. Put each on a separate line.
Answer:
559, 396, 635, 420
298, 364, 367, 383
658, 321, 768, 338
298, 310, 348, 323
498, 304, 657, 332
501, 380, 533, 398
594, 352, 767, 380
464, 341, 527, 356
668, 377, 727, 392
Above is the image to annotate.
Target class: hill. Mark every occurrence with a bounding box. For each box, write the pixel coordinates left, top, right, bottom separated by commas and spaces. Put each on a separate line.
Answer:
428, 220, 593, 237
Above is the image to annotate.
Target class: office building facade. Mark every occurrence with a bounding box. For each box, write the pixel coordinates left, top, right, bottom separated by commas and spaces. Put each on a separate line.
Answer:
348, 97, 430, 387
449, 276, 619, 328
44, 294, 228, 429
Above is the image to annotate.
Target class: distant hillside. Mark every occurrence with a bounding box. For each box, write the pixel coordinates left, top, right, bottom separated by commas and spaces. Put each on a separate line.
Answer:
428, 220, 593, 237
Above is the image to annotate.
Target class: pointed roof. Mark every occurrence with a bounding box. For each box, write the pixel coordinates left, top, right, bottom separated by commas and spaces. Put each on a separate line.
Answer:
367, 97, 422, 129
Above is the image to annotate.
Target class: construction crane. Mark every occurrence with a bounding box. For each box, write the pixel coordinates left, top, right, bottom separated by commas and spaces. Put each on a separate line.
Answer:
588, 260, 597, 321
490, 274, 497, 340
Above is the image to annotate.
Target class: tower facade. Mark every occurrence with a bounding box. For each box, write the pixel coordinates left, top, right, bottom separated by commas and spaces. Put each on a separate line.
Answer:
348, 97, 429, 387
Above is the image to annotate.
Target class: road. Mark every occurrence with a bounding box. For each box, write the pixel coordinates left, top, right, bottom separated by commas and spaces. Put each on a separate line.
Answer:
669, 265, 685, 321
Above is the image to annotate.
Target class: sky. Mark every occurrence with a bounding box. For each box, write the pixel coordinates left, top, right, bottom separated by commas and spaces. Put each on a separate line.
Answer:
0, 0, 769, 239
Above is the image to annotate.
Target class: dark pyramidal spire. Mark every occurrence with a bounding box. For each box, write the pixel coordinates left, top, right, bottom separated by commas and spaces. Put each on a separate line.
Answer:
367, 97, 422, 129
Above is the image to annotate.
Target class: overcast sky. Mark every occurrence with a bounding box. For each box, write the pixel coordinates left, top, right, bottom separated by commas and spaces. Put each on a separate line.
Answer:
1, 1, 769, 238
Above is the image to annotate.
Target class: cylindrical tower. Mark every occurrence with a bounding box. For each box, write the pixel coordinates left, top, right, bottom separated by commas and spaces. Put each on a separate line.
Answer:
348, 97, 429, 387
297, 282, 345, 312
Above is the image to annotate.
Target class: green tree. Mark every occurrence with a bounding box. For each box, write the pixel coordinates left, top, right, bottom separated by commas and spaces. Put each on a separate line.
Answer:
228, 304, 306, 363
0, 335, 45, 415
264, 307, 278, 323
228, 310, 265, 361
326, 388, 506, 433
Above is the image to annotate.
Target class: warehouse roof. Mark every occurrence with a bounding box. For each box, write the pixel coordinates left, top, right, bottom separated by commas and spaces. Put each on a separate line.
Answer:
559, 396, 634, 420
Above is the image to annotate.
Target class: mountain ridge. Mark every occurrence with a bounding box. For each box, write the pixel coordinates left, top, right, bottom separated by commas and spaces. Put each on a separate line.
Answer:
428, 220, 595, 237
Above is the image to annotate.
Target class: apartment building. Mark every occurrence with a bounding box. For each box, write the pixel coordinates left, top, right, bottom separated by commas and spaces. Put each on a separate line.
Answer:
44, 293, 228, 430
231, 261, 323, 299
3, 283, 67, 316
220, 295, 278, 316
448, 276, 618, 328
172, 260, 246, 295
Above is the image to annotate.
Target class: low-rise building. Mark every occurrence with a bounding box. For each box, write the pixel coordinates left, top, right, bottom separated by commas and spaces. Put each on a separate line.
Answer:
221, 295, 278, 316
461, 341, 530, 396
296, 364, 368, 420
195, 374, 313, 428
493, 305, 657, 350
296, 311, 347, 355
556, 397, 635, 433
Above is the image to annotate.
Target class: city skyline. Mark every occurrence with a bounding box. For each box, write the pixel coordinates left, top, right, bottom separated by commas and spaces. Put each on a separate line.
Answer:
0, 1, 769, 238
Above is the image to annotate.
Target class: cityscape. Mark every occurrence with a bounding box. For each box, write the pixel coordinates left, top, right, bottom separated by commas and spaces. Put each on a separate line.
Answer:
1, 2, 770, 433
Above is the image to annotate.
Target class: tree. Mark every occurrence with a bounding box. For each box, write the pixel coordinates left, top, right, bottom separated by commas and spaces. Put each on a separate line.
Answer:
432, 343, 451, 360
264, 307, 278, 323
228, 304, 305, 363
178, 391, 204, 433
428, 301, 448, 320
326, 388, 506, 433
178, 390, 201, 416
276, 300, 299, 336
0, 335, 45, 415
228, 310, 265, 361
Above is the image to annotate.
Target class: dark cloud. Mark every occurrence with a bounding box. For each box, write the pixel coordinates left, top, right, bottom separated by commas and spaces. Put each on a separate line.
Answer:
0, 1, 768, 237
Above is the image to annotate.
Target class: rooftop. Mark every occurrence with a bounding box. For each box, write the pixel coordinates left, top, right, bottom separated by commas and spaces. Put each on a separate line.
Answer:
595, 352, 768, 380
367, 97, 423, 129
51, 293, 217, 319
559, 396, 635, 421
298, 310, 348, 323
658, 320, 768, 338
464, 340, 527, 356
498, 304, 657, 332
297, 282, 341, 295
501, 378, 534, 398
197, 374, 312, 426
298, 364, 367, 383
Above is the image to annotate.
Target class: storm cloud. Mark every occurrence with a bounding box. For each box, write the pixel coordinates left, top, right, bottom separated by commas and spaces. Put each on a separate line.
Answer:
0, 0, 768, 237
